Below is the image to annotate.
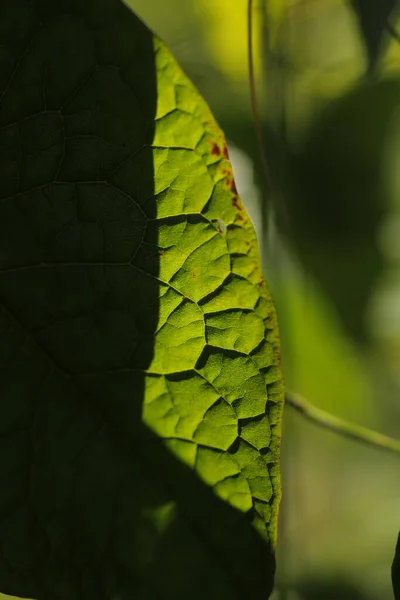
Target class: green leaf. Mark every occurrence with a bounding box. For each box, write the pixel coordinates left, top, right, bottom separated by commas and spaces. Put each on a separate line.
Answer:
0, 0, 284, 599
350, 0, 397, 73
393, 533, 400, 600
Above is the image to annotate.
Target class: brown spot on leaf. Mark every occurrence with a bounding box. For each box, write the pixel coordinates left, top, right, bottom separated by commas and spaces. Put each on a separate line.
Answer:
230, 179, 238, 195
211, 142, 221, 156
222, 144, 229, 159
232, 197, 240, 210
236, 214, 244, 222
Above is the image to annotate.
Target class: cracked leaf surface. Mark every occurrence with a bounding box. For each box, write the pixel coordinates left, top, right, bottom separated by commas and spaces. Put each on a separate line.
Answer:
0, 0, 284, 599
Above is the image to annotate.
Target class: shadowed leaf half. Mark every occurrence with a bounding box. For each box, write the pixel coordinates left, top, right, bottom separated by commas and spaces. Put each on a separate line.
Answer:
0, 0, 284, 598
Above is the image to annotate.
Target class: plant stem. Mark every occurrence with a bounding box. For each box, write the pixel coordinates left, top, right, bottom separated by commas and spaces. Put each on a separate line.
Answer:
285, 392, 400, 456
248, 0, 271, 191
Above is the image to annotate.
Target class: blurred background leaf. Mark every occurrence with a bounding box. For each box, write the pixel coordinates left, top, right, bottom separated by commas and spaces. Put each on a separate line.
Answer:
281, 78, 400, 343
350, 0, 398, 74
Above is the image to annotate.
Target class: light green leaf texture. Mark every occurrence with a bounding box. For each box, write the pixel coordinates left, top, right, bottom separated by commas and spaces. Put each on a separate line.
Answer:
0, 0, 284, 599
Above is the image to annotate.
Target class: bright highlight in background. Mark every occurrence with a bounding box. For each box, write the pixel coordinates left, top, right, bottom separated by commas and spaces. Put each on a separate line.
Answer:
197, 0, 262, 83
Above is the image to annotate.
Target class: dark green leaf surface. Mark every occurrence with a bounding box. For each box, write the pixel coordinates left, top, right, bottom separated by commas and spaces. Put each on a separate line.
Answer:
0, 0, 284, 599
